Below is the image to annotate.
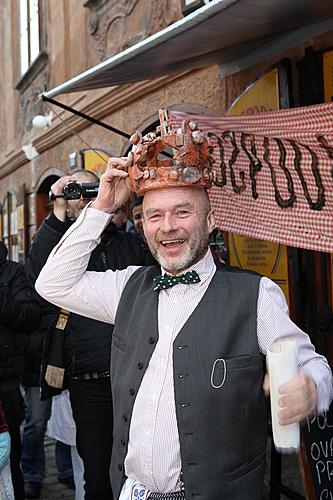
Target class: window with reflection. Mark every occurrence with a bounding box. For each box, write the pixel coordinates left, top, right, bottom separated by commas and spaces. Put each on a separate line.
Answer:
1, 192, 19, 262
19, 0, 42, 75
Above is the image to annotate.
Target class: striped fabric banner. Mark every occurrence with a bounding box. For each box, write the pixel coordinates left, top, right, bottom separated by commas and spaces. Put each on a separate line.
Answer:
169, 103, 333, 253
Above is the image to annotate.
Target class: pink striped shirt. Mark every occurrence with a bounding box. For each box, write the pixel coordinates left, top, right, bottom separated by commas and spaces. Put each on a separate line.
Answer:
35, 205, 333, 497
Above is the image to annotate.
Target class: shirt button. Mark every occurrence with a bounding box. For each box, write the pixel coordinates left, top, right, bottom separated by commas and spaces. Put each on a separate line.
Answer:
137, 362, 144, 369
129, 388, 135, 396
148, 337, 156, 344
123, 415, 128, 422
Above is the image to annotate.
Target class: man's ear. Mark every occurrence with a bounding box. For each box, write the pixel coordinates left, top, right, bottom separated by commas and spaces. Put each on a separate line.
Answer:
207, 210, 216, 233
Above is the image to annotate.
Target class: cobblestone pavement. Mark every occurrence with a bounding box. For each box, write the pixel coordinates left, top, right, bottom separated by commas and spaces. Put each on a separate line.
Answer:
38, 436, 304, 500
36, 438, 74, 500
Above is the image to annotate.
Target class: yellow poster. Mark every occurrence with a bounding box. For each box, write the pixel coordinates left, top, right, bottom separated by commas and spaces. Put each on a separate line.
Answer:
227, 68, 280, 115
228, 234, 290, 302
226, 68, 290, 304
323, 50, 333, 103
82, 149, 110, 178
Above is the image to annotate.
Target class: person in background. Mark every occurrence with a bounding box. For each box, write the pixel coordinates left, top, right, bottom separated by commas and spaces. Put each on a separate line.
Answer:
35, 155, 333, 500
0, 241, 40, 500
112, 205, 136, 234
0, 400, 14, 499
21, 299, 74, 499
25, 169, 154, 500
47, 391, 84, 500
130, 196, 144, 238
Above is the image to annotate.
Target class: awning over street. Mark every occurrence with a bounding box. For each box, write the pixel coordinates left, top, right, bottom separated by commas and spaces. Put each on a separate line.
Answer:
43, 0, 333, 99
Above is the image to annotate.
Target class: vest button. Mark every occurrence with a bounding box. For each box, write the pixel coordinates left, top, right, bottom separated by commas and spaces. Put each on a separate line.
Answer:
117, 464, 122, 471
123, 415, 128, 422
148, 337, 156, 344
178, 345, 187, 350
137, 362, 144, 369
121, 439, 126, 446
129, 388, 135, 396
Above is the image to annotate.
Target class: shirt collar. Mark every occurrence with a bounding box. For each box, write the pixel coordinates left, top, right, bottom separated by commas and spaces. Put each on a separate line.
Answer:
161, 248, 216, 286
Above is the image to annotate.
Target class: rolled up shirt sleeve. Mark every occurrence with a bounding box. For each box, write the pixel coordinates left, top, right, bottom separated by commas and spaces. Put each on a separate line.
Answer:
35, 204, 140, 324
258, 276, 333, 413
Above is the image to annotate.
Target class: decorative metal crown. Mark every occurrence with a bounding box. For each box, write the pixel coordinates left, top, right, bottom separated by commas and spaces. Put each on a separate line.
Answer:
126, 109, 215, 194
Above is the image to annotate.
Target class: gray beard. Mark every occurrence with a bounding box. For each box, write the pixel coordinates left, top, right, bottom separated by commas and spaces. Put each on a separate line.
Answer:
150, 238, 209, 274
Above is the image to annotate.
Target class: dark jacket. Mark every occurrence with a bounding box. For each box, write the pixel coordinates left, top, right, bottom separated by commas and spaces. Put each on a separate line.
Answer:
22, 298, 57, 386
111, 264, 267, 500
0, 242, 40, 389
0, 401, 8, 433
25, 213, 155, 377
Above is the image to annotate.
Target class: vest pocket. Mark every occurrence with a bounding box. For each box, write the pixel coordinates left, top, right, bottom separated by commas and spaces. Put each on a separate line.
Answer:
226, 450, 266, 482
225, 354, 253, 370
210, 355, 255, 389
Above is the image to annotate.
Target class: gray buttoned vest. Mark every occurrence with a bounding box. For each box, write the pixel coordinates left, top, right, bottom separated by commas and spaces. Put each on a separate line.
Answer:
110, 264, 268, 500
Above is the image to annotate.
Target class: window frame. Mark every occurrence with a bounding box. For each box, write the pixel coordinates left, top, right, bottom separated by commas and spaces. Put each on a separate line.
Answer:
19, 0, 43, 76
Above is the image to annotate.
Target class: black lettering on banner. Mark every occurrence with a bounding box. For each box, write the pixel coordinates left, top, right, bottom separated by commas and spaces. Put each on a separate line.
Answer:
288, 140, 325, 211
221, 131, 246, 194
263, 137, 296, 208
317, 136, 333, 180
240, 133, 262, 200
208, 132, 227, 187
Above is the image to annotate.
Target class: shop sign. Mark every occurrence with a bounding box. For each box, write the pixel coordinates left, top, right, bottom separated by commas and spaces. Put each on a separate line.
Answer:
226, 68, 280, 115
228, 234, 290, 303
81, 149, 110, 178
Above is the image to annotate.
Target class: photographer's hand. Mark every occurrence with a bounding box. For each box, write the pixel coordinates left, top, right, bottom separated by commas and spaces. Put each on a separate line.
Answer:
91, 157, 132, 214
50, 176, 76, 221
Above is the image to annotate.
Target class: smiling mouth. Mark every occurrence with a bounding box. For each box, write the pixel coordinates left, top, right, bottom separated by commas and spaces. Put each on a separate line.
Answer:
160, 239, 185, 248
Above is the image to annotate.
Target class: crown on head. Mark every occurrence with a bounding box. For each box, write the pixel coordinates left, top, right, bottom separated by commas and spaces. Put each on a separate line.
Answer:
126, 109, 215, 194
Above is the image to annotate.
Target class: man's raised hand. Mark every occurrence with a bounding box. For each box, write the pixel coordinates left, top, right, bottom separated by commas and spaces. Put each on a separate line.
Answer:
51, 175, 77, 221
91, 157, 132, 214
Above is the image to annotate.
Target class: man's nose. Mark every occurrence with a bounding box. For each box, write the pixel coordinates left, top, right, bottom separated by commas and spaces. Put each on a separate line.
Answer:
160, 214, 177, 232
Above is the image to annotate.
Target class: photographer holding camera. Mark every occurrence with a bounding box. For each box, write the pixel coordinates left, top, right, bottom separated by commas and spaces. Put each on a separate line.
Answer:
24, 169, 154, 499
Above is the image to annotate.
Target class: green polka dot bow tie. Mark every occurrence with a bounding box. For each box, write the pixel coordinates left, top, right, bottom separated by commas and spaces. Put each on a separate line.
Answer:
153, 270, 201, 290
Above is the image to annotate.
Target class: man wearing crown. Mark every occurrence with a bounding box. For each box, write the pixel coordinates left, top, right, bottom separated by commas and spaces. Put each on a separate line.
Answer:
36, 111, 332, 500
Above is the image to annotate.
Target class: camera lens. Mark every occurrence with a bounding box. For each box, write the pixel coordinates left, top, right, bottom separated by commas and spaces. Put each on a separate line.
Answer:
63, 182, 82, 200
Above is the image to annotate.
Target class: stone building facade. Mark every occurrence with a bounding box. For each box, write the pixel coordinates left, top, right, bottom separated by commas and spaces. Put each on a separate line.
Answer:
1, 1, 333, 360
1, 1, 332, 252
0, 2, 333, 496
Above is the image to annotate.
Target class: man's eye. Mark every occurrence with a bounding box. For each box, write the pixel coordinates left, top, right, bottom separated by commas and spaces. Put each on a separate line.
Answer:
176, 211, 189, 217
148, 214, 161, 221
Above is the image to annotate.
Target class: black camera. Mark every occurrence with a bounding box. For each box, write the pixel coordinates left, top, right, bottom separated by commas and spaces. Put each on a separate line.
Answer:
62, 182, 99, 200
